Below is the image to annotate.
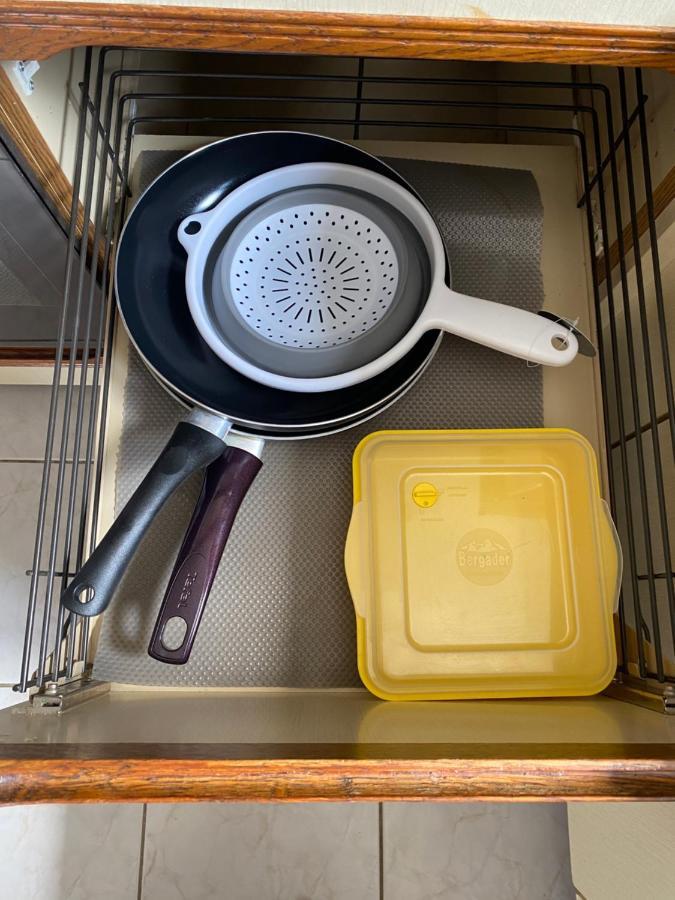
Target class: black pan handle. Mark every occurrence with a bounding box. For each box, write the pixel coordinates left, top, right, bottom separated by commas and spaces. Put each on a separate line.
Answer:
148, 444, 263, 664
60, 413, 230, 618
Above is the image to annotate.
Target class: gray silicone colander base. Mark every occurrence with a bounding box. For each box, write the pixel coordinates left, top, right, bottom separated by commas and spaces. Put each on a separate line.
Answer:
209, 186, 430, 378
93, 152, 544, 688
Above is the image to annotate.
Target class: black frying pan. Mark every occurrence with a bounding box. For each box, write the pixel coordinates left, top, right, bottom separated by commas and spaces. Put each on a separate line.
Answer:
59, 133, 441, 657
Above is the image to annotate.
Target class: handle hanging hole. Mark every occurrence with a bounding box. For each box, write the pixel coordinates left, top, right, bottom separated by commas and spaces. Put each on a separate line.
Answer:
161, 616, 188, 651
184, 221, 201, 235
75, 585, 95, 604
551, 335, 569, 351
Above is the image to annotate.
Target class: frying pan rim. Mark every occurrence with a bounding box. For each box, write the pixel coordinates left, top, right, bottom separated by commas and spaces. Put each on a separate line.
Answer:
150, 334, 439, 440
114, 130, 445, 433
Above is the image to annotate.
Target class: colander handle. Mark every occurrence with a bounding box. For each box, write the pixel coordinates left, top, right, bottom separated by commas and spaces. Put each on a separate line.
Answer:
425, 287, 580, 367
148, 441, 263, 665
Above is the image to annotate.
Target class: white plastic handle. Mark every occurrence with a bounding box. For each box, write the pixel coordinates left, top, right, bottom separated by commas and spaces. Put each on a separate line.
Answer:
423, 285, 579, 367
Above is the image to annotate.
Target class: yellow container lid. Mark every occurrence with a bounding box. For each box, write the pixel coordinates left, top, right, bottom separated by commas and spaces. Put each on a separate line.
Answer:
345, 428, 620, 701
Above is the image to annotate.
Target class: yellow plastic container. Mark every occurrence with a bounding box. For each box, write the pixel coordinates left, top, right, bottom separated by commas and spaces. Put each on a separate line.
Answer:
345, 428, 621, 701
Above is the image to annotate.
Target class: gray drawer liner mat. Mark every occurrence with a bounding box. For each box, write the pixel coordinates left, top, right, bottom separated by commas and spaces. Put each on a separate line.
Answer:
93, 152, 544, 687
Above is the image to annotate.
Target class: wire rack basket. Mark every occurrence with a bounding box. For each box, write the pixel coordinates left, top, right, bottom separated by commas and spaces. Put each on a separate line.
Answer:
15, 48, 674, 711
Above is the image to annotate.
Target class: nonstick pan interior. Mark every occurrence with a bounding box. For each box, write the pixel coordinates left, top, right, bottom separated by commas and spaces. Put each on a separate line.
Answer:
116, 132, 441, 434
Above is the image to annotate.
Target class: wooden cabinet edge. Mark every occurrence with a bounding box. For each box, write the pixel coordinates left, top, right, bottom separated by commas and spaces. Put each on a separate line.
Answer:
2, 746, 675, 803
0, 67, 94, 260
0, 2, 673, 69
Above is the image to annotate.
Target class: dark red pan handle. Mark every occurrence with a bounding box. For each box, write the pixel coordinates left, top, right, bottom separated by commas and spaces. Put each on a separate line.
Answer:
148, 445, 262, 664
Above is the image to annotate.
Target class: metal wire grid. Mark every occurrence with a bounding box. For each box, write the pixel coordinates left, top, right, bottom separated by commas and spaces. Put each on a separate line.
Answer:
14, 49, 674, 697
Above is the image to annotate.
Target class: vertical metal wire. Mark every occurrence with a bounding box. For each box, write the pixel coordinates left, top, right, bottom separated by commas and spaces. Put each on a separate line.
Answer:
61, 48, 121, 675
571, 81, 637, 674
84, 65, 139, 597
75, 51, 128, 673
607, 74, 660, 674
353, 58, 365, 140
575, 71, 666, 679
634, 70, 675, 454
598, 72, 662, 677
581, 72, 630, 665
570, 126, 644, 673
18, 49, 94, 691
77, 55, 145, 668
586, 81, 652, 677
617, 70, 675, 656
50, 49, 111, 682
35, 49, 109, 685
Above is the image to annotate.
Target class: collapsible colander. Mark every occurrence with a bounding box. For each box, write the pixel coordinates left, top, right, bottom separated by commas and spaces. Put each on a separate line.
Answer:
179, 162, 579, 393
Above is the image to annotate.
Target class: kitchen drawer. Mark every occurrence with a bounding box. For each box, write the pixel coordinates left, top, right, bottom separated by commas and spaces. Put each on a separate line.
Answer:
0, 23, 673, 804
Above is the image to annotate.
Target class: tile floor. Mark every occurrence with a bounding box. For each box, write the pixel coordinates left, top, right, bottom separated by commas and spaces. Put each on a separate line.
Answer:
0, 797, 574, 900
0, 383, 576, 899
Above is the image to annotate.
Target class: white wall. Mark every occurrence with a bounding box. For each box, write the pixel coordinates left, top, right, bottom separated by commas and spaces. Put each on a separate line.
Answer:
2, 51, 82, 177
2, 49, 121, 211
42, 0, 675, 27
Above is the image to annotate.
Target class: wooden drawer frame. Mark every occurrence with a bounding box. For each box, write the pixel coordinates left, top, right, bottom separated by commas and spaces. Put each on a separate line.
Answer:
0, 3, 673, 805
0, 2, 674, 70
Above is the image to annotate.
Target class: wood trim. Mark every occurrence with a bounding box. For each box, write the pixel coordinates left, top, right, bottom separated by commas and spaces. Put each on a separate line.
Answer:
0, 66, 88, 243
0, 347, 99, 364
0, 3, 674, 69
2, 743, 675, 804
598, 164, 675, 283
